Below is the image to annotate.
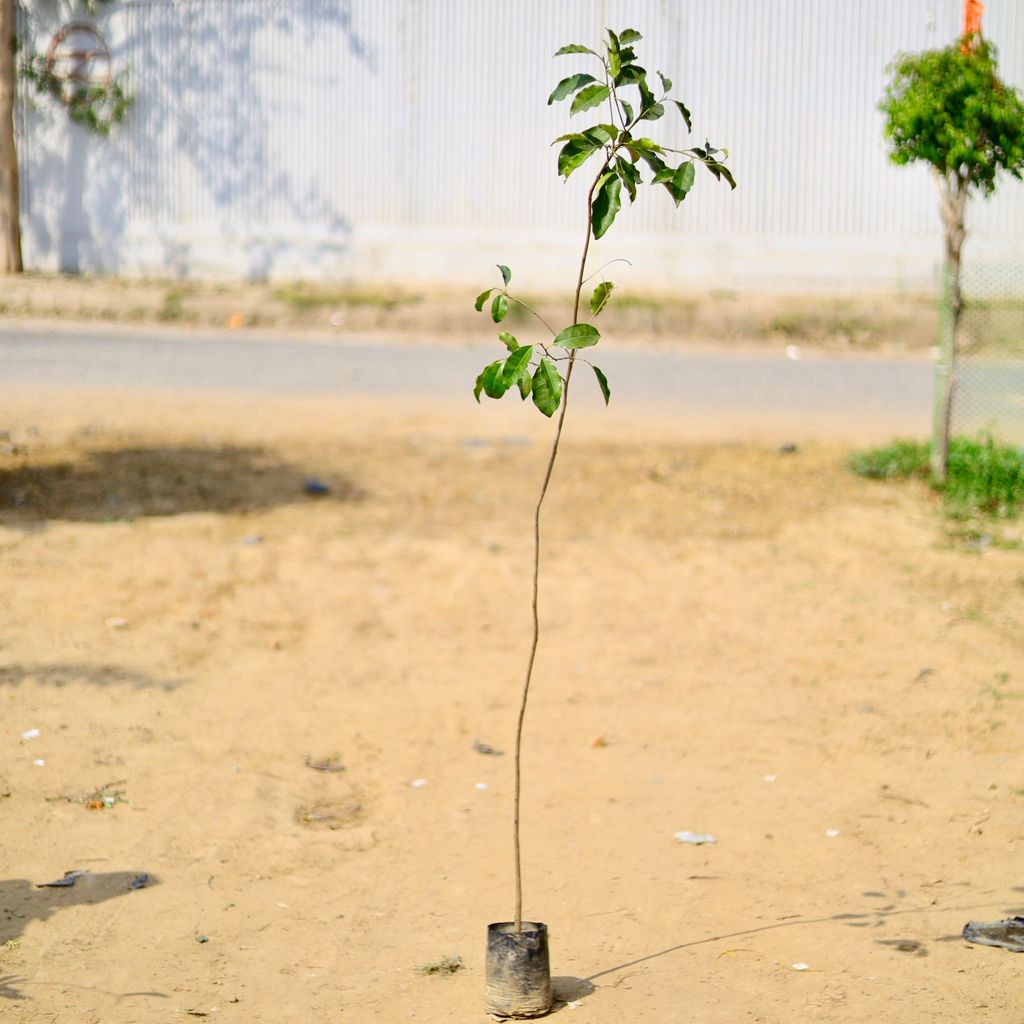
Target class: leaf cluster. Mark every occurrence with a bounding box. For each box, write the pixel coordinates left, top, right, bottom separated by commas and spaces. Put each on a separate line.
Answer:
473, 29, 734, 417
880, 37, 1024, 195
472, 265, 609, 417
549, 27, 734, 239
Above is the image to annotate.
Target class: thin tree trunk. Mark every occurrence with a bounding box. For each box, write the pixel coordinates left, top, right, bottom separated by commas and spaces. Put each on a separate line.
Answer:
931, 175, 966, 483
0, 0, 22, 274
512, 159, 607, 935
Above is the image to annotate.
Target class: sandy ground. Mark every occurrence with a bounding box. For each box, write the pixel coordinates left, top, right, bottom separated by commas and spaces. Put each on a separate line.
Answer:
1, 384, 1023, 1024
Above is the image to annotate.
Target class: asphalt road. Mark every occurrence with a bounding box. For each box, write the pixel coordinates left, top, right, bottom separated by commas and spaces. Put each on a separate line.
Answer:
0, 322, 936, 430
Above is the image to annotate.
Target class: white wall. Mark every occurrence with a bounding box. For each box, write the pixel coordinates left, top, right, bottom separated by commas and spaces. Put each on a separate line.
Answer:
16, 0, 1024, 293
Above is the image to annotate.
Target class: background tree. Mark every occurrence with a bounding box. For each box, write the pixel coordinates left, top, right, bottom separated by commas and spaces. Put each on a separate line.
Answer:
1, 0, 22, 273
880, 35, 1024, 480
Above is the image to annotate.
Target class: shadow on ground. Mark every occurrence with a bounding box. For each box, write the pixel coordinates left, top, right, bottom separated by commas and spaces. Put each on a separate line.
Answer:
0, 872, 164, 1001
0, 444, 362, 522
582, 895, 1024, 989
0, 662, 184, 691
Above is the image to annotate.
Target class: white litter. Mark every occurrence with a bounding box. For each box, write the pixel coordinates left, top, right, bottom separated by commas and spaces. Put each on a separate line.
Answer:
475, 782, 488, 790
675, 831, 716, 845
825, 828, 840, 838
762, 774, 777, 782
792, 962, 811, 971
21, 728, 40, 740
410, 779, 427, 789
785, 344, 801, 361
32, 759, 45, 767
105, 617, 129, 630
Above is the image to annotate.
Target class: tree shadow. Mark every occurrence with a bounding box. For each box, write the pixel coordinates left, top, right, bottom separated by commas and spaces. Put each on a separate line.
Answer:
0, 443, 362, 522
17, 2, 373, 278
0, 662, 184, 692
583, 895, 1018, 987
0, 871, 164, 1001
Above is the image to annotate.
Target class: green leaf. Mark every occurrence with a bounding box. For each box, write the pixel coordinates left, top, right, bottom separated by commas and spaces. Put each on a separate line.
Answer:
497, 265, 511, 286
641, 101, 665, 121
672, 100, 692, 132
619, 98, 634, 123
661, 162, 696, 207
637, 79, 657, 115
474, 360, 506, 402
547, 72, 597, 105
502, 345, 534, 388
518, 371, 532, 399
531, 358, 562, 417
490, 293, 508, 323
592, 364, 611, 405
571, 83, 611, 116
628, 136, 663, 156
709, 161, 737, 189
474, 288, 493, 312
673, 161, 696, 195
615, 64, 648, 88
651, 167, 675, 184
582, 123, 619, 145
615, 157, 638, 201
657, 71, 673, 93
498, 331, 518, 352
619, 29, 643, 44
557, 135, 600, 178
589, 281, 614, 316
606, 29, 621, 79
554, 43, 598, 57
628, 138, 666, 175
591, 174, 622, 239
553, 323, 601, 349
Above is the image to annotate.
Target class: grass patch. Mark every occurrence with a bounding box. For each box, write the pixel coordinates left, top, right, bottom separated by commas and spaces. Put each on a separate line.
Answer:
849, 439, 931, 482
158, 288, 187, 322
271, 282, 420, 312
761, 311, 873, 342
417, 955, 463, 976
850, 435, 1024, 519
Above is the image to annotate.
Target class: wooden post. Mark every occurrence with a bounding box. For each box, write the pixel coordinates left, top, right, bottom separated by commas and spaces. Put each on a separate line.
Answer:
0, 0, 23, 274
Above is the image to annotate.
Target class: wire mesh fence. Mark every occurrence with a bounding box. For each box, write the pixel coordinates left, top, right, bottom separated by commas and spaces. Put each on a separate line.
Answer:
949, 263, 1024, 447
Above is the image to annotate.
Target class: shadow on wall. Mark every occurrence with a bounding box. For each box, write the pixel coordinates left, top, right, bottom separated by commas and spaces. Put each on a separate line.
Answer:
18, 1, 374, 279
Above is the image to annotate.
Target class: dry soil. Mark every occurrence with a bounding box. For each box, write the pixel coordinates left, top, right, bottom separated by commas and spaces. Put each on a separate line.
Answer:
1, 385, 1023, 1023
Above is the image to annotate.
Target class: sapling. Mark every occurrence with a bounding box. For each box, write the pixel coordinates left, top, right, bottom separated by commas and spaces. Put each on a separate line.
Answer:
880, 34, 1024, 480
473, 28, 734, 1012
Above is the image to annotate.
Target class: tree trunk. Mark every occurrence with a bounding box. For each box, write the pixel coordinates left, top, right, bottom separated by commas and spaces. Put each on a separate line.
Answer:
931, 176, 966, 483
0, 0, 22, 274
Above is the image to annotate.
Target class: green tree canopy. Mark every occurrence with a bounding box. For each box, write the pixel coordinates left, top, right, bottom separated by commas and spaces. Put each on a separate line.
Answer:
880, 37, 1024, 196
880, 36, 1024, 483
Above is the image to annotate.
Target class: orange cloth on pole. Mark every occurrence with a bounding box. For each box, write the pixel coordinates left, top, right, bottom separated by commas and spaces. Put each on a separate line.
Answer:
963, 0, 985, 37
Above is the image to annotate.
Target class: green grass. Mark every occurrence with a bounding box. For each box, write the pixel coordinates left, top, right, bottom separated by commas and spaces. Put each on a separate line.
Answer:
761, 311, 873, 341
850, 435, 1024, 519
849, 439, 931, 481
946, 436, 1024, 518
271, 283, 420, 312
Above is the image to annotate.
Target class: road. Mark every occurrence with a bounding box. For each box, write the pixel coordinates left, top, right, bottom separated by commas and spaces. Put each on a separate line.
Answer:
0, 322, 936, 434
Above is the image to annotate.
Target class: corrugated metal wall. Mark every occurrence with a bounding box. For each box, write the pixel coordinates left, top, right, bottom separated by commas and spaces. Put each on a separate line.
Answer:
15, 0, 1024, 290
